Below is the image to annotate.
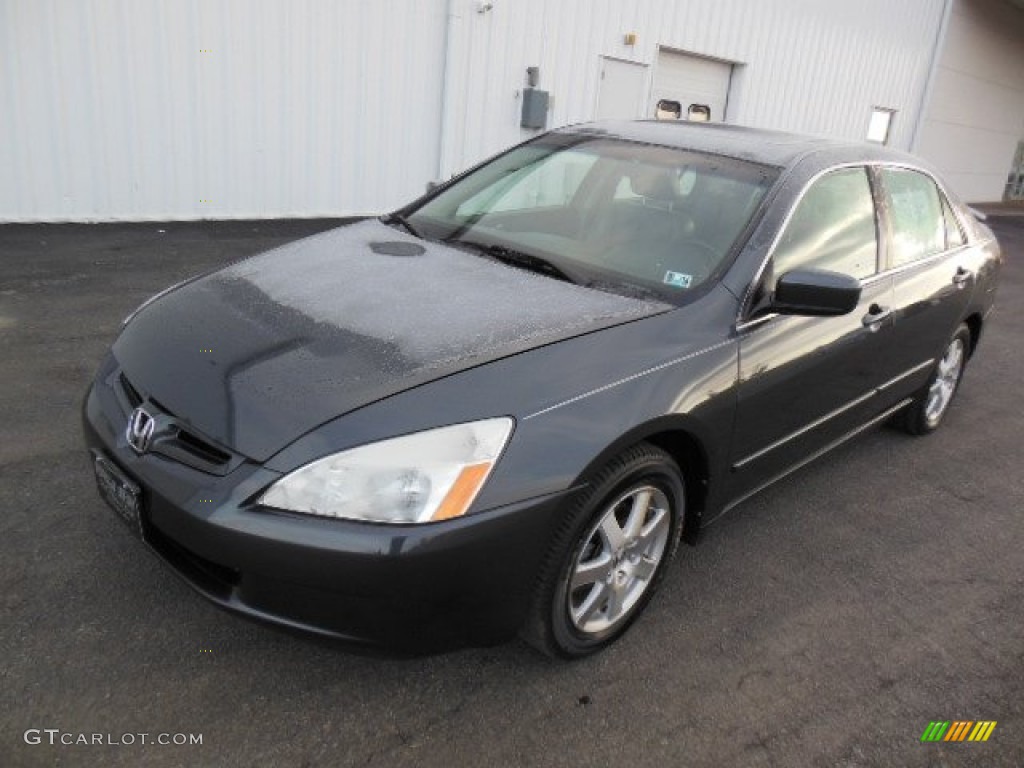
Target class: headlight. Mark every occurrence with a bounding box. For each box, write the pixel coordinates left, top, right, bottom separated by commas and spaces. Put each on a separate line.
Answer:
258, 418, 514, 524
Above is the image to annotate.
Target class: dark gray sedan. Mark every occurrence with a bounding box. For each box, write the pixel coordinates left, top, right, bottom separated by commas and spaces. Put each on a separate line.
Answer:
83, 120, 1002, 657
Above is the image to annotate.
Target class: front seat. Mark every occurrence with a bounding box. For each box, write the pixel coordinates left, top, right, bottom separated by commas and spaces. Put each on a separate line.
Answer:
590, 167, 691, 280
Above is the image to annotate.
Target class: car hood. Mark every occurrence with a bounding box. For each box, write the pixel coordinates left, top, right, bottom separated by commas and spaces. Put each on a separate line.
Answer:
114, 219, 669, 461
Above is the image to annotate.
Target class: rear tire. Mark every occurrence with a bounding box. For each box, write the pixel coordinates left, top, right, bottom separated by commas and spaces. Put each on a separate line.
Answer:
894, 324, 971, 436
521, 443, 684, 659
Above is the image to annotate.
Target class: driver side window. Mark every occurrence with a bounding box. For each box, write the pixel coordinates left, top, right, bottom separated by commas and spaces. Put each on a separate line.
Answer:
768, 167, 879, 291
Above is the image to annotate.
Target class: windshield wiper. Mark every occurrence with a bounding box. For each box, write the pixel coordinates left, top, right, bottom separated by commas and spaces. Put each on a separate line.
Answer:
453, 240, 576, 284
380, 212, 421, 238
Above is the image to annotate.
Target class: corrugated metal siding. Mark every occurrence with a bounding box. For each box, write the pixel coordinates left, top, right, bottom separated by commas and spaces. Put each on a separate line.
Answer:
1, 0, 947, 221
441, 0, 945, 176
0, 0, 446, 221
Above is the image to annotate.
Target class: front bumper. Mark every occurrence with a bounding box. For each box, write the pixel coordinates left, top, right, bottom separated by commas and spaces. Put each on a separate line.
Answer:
82, 359, 567, 653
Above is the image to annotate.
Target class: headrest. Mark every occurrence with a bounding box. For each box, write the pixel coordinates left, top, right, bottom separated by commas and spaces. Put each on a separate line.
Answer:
628, 166, 677, 203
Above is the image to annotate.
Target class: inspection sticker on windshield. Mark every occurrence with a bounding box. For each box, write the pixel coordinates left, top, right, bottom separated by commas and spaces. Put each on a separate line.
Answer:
663, 271, 693, 289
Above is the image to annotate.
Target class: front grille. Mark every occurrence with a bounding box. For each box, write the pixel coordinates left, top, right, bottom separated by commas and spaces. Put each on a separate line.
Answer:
174, 429, 233, 466
119, 373, 144, 409
117, 371, 242, 476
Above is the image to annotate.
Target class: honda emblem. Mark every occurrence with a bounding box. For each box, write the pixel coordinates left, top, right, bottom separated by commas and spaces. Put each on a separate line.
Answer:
126, 407, 156, 454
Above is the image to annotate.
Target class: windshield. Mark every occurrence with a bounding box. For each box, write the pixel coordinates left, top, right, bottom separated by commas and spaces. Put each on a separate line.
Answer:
405, 134, 779, 301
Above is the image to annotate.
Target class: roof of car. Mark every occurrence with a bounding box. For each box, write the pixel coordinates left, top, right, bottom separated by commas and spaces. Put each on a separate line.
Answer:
557, 119, 920, 170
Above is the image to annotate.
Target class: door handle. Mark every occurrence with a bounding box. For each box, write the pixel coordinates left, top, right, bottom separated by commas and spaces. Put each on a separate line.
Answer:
952, 267, 972, 288
862, 303, 891, 329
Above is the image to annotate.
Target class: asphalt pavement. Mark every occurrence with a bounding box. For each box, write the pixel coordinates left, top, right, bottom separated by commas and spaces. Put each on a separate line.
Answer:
1, 216, 1022, 767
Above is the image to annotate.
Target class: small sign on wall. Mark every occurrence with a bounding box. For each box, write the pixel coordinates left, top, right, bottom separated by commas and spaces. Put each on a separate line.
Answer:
867, 107, 896, 144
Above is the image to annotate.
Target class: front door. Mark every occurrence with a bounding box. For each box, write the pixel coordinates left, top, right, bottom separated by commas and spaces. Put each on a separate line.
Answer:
731, 166, 901, 498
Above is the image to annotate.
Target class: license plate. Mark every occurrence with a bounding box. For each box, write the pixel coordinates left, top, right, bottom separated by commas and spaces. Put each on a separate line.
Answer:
94, 455, 143, 536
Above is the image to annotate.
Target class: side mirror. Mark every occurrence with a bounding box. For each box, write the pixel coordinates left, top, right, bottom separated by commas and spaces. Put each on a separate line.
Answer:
771, 269, 861, 317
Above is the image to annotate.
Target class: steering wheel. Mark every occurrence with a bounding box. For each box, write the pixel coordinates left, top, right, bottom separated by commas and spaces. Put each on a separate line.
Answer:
677, 239, 719, 268
589, 236, 721, 288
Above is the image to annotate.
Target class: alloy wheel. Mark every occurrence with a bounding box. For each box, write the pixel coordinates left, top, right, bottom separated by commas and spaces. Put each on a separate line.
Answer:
567, 485, 672, 635
925, 337, 965, 427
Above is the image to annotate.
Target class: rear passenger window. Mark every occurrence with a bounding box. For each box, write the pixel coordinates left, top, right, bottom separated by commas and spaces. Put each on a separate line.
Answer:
770, 167, 878, 288
881, 168, 945, 266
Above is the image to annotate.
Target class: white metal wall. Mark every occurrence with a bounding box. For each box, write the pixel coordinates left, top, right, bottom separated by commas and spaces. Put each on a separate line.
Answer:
2, 0, 948, 222
915, 0, 1024, 202
0, 0, 446, 221
439, 0, 946, 178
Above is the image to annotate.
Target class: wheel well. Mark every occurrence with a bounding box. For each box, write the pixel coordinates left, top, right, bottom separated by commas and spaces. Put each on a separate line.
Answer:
964, 313, 983, 356
643, 430, 709, 544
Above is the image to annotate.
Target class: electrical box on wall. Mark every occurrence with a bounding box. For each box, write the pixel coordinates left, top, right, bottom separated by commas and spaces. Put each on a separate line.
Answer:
521, 88, 549, 130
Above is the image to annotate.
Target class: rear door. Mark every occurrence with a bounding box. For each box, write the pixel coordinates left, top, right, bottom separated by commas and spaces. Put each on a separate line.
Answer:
730, 166, 900, 497
873, 167, 974, 404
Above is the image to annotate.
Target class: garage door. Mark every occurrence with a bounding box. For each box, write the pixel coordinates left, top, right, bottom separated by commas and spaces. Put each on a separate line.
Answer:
650, 49, 733, 122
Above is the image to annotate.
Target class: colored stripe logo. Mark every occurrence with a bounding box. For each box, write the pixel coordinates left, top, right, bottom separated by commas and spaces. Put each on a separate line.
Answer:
921, 721, 997, 742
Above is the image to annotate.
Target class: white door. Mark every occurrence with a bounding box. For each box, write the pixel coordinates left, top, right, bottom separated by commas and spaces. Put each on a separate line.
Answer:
595, 58, 648, 120
651, 49, 733, 122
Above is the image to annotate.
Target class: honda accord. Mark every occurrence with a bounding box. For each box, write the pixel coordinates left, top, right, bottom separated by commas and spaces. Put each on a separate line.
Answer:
83, 120, 1003, 657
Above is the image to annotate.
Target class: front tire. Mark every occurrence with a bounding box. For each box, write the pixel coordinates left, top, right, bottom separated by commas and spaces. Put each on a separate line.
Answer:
521, 443, 684, 658
894, 324, 971, 435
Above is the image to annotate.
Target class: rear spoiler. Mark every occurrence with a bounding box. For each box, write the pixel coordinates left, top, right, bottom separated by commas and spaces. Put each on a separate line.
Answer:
967, 206, 988, 222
